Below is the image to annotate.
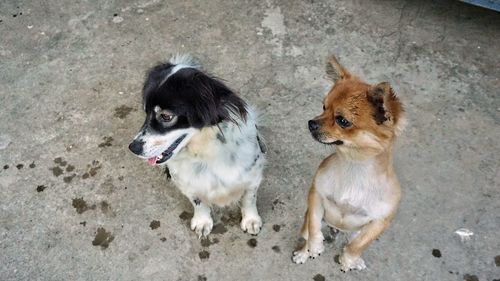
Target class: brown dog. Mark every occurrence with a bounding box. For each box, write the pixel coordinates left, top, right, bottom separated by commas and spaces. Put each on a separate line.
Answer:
292, 55, 405, 271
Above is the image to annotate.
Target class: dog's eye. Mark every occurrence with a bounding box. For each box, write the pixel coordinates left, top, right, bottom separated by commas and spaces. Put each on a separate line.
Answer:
159, 113, 174, 122
335, 116, 351, 128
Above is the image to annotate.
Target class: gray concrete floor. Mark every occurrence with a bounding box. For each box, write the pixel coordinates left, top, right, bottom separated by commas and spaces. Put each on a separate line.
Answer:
1, 0, 499, 280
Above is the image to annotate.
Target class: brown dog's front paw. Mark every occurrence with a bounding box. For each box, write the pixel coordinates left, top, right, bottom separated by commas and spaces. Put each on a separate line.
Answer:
339, 252, 366, 272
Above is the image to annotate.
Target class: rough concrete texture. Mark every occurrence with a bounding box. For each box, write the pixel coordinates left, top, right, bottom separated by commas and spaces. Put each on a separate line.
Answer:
0, 0, 499, 280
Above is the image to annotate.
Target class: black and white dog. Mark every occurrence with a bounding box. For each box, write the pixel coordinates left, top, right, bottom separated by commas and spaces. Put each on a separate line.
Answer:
129, 55, 266, 237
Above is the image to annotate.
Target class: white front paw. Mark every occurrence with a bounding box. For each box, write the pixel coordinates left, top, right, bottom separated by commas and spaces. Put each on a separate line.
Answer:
292, 248, 309, 264
308, 239, 325, 258
190, 215, 213, 238
340, 252, 366, 272
240, 213, 262, 235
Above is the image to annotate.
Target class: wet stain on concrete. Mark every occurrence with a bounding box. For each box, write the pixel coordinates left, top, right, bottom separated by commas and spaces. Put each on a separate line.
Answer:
100, 201, 114, 216
150, 220, 160, 230
92, 227, 114, 249
495, 255, 500, 266
3, 165, 8, 170
98, 136, 113, 148
72, 198, 96, 214
211, 223, 227, 234
201, 237, 219, 247
271, 198, 285, 210
179, 211, 193, 221
463, 274, 479, 281
63, 174, 76, 183
432, 249, 441, 258
334, 255, 340, 264
114, 105, 135, 119
313, 274, 325, 281
54, 157, 67, 166
66, 165, 75, 172
198, 276, 207, 281
160, 237, 166, 242
199, 250, 210, 260
50, 166, 63, 177
29, 162, 35, 168
272, 224, 281, 232
16, 164, 23, 169
82, 160, 101, 179
36, 185, 47, 192
247, 238, 257, 248
220, 211, 241, 226
272, 245, 280, 253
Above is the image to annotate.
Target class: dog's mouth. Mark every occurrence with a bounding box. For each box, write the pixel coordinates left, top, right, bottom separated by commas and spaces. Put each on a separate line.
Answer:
147, 134, 187, 165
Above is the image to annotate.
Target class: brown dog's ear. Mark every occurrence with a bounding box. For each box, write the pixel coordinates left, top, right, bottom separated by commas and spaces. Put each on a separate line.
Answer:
367, 82, 394, 125
325, 55, 351, 83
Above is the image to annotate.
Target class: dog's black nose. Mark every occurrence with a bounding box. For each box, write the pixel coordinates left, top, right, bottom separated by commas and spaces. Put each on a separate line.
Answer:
128, 140, 144, 155
308, 120, 320, 132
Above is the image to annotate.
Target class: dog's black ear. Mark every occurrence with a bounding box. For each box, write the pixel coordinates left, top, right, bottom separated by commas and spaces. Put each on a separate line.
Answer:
325, 55, 351, 83
191, 73, 247, 126
142, 63, 174, 109
367, 82, 397, 125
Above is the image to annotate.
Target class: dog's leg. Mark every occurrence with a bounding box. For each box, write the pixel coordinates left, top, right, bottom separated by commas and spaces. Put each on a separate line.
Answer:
188, 197, 213, 238
293, 185, 324, 264
300, 209, 309, 240
339, 219, 390, 271
240, 187, 262, 235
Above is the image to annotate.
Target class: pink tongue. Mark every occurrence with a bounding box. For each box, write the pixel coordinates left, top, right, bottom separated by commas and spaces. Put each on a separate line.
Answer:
148, 157, 158, 166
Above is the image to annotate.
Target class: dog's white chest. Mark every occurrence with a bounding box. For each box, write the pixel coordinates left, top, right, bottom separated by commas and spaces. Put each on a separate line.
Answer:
316, 159, 393, 230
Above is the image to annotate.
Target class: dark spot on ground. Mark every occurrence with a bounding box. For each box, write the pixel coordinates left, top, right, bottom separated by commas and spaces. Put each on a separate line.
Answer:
179, 211, 192, 221
272, 224, 281, 232
50, 166, 63, 177
313, 274, 325, 281
463, 274, 479, 281
100, 201, 113, 216
98, 136, 113, 148
334, 255, 340, 264
29, 162, 36, 168
54, 157, 67, 166
160, 237, 166, 242
271, 198, 284, 210
3, 165, 8, 170
114, 105, 135, 119
63, 174, 76, 183
150, 220, 160, 230
199, 250, 210, 260
211, 223, 227, 234
36, 185, 47, 192
198, 276, 207, 281
201, 237, 219, 247
247, 238, 257, 248
72, 198, 96, 214
80, 221, 86, 226
220, 211, 241, 226
66, 165, 75, 172
82, 160, 102, 179
495, 255, 500, 266
92, 227, 114, 249
324, 233, 335, 244
432, 249, 441, 258
16, 164, 23, 169
113, 13, 118, 16
272, 245, 280, 253
118, 176, 124, 181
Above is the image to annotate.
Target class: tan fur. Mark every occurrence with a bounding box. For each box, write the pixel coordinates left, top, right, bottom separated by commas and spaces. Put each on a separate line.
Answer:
293, 55, 405, 271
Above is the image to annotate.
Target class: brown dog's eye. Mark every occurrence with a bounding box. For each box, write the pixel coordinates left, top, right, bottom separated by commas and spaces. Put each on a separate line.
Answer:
335, 116, 351, 128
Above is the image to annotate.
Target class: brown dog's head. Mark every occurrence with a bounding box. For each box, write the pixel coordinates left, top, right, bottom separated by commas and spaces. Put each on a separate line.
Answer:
308, 55, 405, 157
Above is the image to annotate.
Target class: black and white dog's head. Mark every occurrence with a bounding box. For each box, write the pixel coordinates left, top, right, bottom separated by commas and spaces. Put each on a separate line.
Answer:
128, 54, 247, 166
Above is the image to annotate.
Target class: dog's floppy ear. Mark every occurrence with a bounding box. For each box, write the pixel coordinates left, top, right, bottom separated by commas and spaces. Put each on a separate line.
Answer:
366, 82, 403, 126
325, 55, 351, 83
191, 73, 247, 126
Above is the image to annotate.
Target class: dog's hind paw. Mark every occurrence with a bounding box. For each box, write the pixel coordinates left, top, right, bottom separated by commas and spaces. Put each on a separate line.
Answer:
240, 214, 262, 235
340, 253, 366, 272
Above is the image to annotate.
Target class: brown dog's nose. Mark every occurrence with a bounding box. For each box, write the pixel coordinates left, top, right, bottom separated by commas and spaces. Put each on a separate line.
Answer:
128, 140, 144, 155
308, 120, 320, 132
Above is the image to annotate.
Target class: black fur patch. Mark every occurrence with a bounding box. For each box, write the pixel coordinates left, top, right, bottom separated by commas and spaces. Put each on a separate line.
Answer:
193, 198, 201, 205
142, 65, 248, 131
256, 134, 267, 154
367, 87, 388, 125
